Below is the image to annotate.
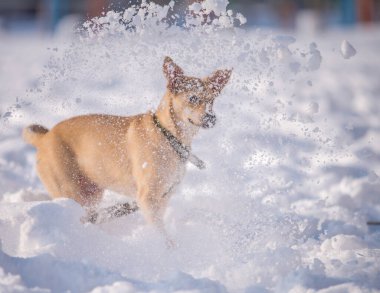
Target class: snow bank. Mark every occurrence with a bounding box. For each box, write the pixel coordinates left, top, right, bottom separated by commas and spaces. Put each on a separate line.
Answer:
1, 1, 380, 292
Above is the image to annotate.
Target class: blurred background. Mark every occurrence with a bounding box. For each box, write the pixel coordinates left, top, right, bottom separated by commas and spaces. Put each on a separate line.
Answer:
0, 0, 379, 33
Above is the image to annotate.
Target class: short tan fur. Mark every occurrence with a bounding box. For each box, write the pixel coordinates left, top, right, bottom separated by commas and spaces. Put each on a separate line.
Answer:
23, 57, 231, 231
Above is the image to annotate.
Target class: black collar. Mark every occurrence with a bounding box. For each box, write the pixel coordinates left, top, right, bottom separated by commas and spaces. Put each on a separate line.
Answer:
152, 113, 205, 170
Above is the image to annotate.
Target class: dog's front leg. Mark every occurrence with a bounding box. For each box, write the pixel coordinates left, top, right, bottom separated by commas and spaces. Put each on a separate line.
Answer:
137, 189, 167, 228
137, 187, 176, 248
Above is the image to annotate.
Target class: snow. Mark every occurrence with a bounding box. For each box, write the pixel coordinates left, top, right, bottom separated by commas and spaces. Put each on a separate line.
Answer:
190, 0, 229, 16
340, 40, 357, 59
1, 2, 380, 292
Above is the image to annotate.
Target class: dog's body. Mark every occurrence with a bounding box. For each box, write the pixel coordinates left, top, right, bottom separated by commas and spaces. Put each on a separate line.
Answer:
23, 57, 231, 228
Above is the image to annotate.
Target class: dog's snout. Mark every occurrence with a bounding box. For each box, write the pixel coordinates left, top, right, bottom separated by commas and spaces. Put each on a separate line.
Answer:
202, 113, 216, 128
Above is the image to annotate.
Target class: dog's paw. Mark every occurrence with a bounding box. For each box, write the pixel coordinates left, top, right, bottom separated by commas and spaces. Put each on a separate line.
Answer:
165, 237, 179, 250
80, 210, 98, 224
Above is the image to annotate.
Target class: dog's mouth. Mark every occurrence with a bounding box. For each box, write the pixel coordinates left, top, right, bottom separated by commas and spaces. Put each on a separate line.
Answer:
188, 118, 201, 127
188, 118, 215, 129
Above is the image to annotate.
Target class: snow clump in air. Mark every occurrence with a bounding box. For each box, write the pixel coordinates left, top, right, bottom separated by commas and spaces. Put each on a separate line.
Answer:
194, 0, 229, 16
340, 39, 357, 59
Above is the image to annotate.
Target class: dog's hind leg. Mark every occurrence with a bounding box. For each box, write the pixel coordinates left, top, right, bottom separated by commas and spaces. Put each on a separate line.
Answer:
81, 202, 139, 224
36, 140, 103, 207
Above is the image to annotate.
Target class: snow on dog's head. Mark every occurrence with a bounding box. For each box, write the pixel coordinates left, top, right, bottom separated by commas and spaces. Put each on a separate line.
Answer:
162, 56, 231, 129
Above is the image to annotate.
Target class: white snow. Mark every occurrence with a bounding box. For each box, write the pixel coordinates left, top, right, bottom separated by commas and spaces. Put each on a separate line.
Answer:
307, 42, 322, 71
340, 40, 357, 59
0, 2, 380, 292
198, 0, 229, 16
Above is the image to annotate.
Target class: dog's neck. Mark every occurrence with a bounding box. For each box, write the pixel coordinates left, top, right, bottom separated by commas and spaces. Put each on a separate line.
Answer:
155, 91, 199, 147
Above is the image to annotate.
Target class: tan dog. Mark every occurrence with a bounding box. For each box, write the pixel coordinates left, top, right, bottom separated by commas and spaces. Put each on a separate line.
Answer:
23, 57, 231, 230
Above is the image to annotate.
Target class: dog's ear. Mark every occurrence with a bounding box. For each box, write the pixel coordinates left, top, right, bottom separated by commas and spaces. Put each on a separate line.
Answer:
207, 69, 232, 95
163, 57, 184, 93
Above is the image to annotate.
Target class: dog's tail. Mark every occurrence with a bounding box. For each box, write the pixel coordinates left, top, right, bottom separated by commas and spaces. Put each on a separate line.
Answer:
23, 124, 49, 147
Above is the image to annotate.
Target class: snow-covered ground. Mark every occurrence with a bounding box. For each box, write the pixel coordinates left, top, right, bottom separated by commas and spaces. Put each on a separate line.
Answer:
1, 2, 380, 292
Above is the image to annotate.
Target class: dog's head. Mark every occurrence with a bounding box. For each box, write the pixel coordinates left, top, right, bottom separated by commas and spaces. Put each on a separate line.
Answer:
163, 56, 231, 129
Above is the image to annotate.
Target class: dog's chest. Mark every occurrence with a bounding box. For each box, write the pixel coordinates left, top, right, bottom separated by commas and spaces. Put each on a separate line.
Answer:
154, 153, 186, 196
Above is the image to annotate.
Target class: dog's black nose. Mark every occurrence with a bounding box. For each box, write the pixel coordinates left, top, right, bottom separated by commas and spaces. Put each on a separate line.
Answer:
202, 113, 216, 128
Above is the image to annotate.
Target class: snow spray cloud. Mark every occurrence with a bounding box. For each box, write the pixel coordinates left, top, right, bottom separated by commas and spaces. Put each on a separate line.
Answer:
82, 0, 246, 36
36, 0, 331, 172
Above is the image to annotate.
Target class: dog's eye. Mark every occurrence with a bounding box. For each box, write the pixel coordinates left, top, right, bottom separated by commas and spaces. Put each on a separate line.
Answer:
189, 95, 200, 105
